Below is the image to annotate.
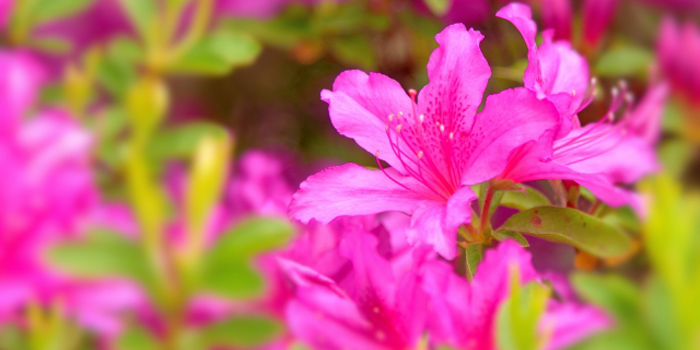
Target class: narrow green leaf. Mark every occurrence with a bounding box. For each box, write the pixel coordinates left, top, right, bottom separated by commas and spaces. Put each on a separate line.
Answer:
49, 230, 153, 287
32, 0, 94, 25
572, 273, 641, 323
170, 31, 262, 75
330, 35, 376, 70
200, 259, 266, 299
594, 44, 653, 77
496, 206, 632, 258
465, 243, 484, 280
423, 0, 451, 16
492, 230, 529, 247
200, 217, 294, 298
204, 314, 282, 348
148, 122, 227, 161
500, 186, 551, 211
496, 269, 551, 350
117, 0, 157, 38
116, 326, 159, 350
211, 217, 295, 261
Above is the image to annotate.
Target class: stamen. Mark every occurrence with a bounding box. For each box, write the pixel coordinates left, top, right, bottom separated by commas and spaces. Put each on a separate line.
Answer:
398, 111, 403, 118
396, 124, 403, 133
388, 114, 394, 122
408, 89, 418, 104
449, 132, 454, 140
439, 124, 445, 133
419, 114, 425, 123
417, 151, 424, 159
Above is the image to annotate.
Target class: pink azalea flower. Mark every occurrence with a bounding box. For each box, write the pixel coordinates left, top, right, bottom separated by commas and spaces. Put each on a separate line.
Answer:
497, 3, 662, 211
413, 0, 491, 27
541, 0, 572, 41
658, 17, 700, 106
422, 240, 610, 350
279, 225, 430, 350
290, 23, 560, 258
0, 0, 12, 31
582, 0, 618, 50
0, 51, 137, 336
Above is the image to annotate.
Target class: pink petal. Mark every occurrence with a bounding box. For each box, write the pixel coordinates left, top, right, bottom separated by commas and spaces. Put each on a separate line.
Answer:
321, 70, 414, 173
497, 3, 538, 52
582, 0, 618, 47
418, 23, 490, 133
625, 83, 669, 144
556, 124, 659, 184
289, 164, 434, 224
460, 88, 560, 185
406, 202, 450, 259
542, 303, 611, 350
541, 0, 573, 41
0, 52, 44, 132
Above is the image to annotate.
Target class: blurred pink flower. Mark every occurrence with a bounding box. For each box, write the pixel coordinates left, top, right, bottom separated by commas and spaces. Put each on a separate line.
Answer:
413, 0, 491, 27
0, 51, 137, 336
582, 0, 618, 49
423, 240, 610, 350
658, 17, 700, 105
541, 0, 572, 41
279, 226, 430, 350
290, 23, 559, 259
0, 0, 12, 30
497, 3, 661, 212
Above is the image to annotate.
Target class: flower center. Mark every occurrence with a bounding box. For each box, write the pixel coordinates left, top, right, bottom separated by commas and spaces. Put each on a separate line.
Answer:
374, 89, 462, 201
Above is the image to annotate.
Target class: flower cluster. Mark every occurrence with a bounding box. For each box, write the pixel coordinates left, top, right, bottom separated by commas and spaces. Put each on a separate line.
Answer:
0, 0, 693, 349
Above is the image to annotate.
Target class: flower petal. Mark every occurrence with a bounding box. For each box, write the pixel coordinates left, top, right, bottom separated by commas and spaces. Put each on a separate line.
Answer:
289, 164, 434, 224
542, 303, 611, 350
417, 23, 490, 140
460, 88, 559, 185
321, 70, 414, 173
556, 124, 659, 184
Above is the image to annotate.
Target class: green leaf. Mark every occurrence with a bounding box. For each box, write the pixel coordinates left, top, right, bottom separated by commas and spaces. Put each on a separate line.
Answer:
30, 36, 73, 54
465, 243, 484, 280
211, 217, 295, 261
31, 0, 94, 25
572, 273, 641, 323
117, 0, 157, 38
499, 186, 551, 211
496, 269, 551, 350
594, 44, 653, 77
330, 35, 376, 70
98, 37, 141, 98
116, 326, 159, 350
200, 217, 294, 298
204, 314, 282, 348
148, 122, 227, 161
170, 31, 262, 75
49, 229, 154, 287
424, 0, 451, 16
492, 230, 529, 247
200, 259, 266, 299
496, 206, 632, 258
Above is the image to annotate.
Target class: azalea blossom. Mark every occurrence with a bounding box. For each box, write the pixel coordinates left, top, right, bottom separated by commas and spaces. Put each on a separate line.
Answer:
290, 23, 559, 258
496, 3, 663, 212
422, 240, 610, 350
582, 0, 618, 50
0, 51, 138, 336
279, 224, 429, 350
658, 16, 700, 107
